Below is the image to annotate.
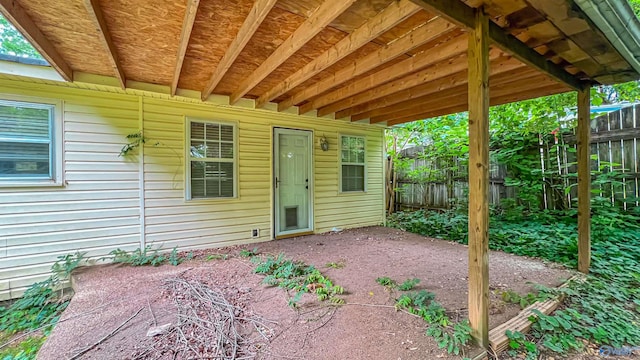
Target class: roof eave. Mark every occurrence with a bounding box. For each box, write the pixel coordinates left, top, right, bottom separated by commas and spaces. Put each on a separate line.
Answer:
574, 0, 640, 84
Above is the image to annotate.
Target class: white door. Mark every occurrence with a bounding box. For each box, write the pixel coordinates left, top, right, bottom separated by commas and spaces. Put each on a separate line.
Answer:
274, 128, 313, 237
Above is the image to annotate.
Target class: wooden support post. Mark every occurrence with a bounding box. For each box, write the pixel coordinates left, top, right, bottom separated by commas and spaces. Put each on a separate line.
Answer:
467, 8, 490, 348
577, 87, 591, 274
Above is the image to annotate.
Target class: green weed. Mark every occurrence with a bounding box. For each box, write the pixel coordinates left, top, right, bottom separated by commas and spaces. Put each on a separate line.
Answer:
106, 246, 188, 266
398, 278, 420, 291
239, 248, 258, 258
375, 277, 396, 288
253, 254, 344, 306
500, 289, 539, 309
0, 252, 85, 360
393, 289, 471, 356
325, 261, 345, 269
206, 254, 229, 261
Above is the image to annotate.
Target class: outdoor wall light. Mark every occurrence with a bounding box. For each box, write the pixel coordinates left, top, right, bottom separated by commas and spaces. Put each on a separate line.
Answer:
319, 135, 329, 151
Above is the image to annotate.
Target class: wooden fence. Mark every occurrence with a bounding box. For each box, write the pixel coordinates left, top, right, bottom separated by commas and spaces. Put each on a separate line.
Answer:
390, 104, 640, 211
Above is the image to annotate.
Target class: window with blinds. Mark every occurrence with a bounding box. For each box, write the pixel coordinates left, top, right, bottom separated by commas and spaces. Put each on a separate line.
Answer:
340, 135, 365, 192
187, 119, 236, 199
0, 100, 55, 181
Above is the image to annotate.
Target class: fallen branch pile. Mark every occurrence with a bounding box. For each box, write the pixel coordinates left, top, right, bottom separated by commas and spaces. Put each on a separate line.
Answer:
133, 277, 273, 359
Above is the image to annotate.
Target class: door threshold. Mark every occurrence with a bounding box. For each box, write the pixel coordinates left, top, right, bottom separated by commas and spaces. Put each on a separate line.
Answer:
275, 231, 314, 240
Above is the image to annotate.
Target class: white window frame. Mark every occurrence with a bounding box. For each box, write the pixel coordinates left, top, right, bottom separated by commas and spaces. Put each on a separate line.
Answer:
339, 134, 366, 193
0, 94, 63, 188
185, 117, 238, 200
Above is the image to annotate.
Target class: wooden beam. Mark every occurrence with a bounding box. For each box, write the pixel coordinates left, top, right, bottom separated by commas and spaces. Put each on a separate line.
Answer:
577, 87, 591, 274
254, 0, 422, 108
409, 0, 585, 91
84, 0, 126, 89
0, 0, 73, 81
467, 9, 490, 347
371, 73, 556, 123
338, 53, 522, 120
278, 17, 457, 112
171, 0, 200, 96
363, 67, 538, 122
301, 31, 466, 115
201, 0, 277, 100
229, 0, 358, 104
386, 83, 569, 125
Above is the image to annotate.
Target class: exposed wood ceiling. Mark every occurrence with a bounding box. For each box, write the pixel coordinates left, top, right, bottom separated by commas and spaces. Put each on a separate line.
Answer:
1, 0, 637, 125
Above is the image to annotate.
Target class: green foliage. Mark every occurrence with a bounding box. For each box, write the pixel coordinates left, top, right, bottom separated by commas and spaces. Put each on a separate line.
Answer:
238, 248, 258, 258
500, 290, 539, 309
206, 254, 229, 261
394, 290, 472, 356
325, 261, 345, 269
0, 15, 42, 59
375, 277, 396, 288
0, 335, 46, 360
506, 330, 539, 360
253, 254, 345, 306
398, 278, 420, 291
107, 246, 187, 267
0, 252, 85, 360
388, 205, 640, 356
119, 131, 159, 157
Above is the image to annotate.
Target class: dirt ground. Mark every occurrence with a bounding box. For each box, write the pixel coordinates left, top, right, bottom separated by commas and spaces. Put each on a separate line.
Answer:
38, 226, 574, 360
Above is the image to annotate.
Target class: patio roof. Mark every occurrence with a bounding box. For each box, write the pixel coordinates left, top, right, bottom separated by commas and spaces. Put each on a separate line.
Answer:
1, 0, 639, 125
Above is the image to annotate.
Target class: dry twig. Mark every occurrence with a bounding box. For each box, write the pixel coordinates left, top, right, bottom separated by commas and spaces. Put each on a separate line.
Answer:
70, 307, 144, 360
132, 277, 274, 360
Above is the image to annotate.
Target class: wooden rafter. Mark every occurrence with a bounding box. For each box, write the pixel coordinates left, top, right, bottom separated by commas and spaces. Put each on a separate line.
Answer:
84, 0, 126, 88
302, 32, 467, 115
332, 53, 473, 119
278, 18, 457, 112
229, 0, 358, 105
362, 66, 537, 122
201, 0, 278, 101
409, 0, 585, 91
327, 52, 520, 119
385, 83, 569, 125
0, 0, 73, 81
344, 56, 524, 120
171, 0, 200, 96
371, 73, 559, 123
254, 0, 423, 108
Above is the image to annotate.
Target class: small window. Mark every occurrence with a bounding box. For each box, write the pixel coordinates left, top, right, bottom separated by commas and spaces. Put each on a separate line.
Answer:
0, 99, 59, 184
187, 119, 236, 199
340, 135, 365, 192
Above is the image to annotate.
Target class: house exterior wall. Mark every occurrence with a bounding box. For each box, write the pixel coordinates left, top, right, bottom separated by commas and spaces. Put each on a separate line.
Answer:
0, 75, 385, 300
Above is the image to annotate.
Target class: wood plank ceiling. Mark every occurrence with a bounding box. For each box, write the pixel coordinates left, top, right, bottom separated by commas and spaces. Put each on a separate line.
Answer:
1, 0, 637, 125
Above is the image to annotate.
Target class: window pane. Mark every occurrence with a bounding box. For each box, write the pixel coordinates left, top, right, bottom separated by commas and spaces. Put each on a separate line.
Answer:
341, 164, 364, 192
206, 142, 220, 158
220, 142, 233, 159
341, 149, 349, 162
356, 148, 365, 163
206, 123, 220, 140
0, 141, 50, 177
219, 162, 234, 197
191, 179, 204, 198
220, 125, 233, 142
0, 103, 50, 139
190, 141, 206, 158
191, 122, 204, 139
191, 161, 206, 180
